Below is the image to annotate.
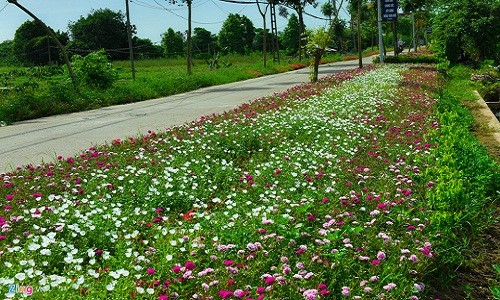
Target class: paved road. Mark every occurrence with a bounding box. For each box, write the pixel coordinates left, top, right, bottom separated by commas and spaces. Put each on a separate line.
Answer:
0, 56, 376, 172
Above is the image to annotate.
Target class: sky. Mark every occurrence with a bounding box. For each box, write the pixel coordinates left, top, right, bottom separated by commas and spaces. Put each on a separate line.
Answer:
0, 0, 349, 44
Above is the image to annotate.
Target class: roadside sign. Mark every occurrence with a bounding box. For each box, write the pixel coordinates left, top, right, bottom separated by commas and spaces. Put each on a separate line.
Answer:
382, 0, 398, 21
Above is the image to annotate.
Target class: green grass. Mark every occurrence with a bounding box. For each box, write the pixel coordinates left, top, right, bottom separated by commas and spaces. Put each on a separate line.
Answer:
0, 52, 346, 125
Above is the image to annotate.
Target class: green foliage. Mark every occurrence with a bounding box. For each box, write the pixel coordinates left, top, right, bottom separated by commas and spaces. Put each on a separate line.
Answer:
71, 49, 118, 89
12, 20, 68, 66
281, 14, 300, 55
192, 27, 217, 59
0, 40, 18, 66
218, 14, 255, 55
161, 27, 184, 58
382, 54, 438, 64
132, 37, 163, 59
422, 86, 500, 269
68, 8, 130, 60
432, 0, 500, 64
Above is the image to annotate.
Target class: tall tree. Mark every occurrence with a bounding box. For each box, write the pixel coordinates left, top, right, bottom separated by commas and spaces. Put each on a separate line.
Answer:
192, 27, 217, 58
432, 0, 500, 64
278, 0, 318, 61
7, 0, 77, 90
161, 28, 185, 58
281, 13, 300, 55
0, 40, 17, 65
68, 8, 130, 60
218, 14, 256, 55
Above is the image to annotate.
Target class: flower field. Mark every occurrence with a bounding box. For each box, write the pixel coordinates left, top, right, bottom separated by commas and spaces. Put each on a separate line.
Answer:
0, 65, 498, 300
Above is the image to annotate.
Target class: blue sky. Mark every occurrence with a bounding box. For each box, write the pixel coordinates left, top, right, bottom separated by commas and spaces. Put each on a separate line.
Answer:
0, 0, 349, 44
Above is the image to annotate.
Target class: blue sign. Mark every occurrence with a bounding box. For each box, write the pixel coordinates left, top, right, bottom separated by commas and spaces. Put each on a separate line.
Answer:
382, 0, 398, 21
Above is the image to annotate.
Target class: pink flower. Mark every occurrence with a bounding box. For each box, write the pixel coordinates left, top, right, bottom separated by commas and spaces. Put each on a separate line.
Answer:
234, 289, 249, 298
6, 195, 13, 201
147, 268, 155, 275
377, 251, 386, 260
185, 261, 195, 270
172, 265, 181, 273
0, 235, 6, 240
383, 283, 397, 291
303, 289, 318, 300
218, 290, 233, 298
264, 277, 275, 285
341, 286, 350, 296
256, 286, 265, 294
223, 260, 234, 266
158, 295, 168, 300
371, 259, 380, 266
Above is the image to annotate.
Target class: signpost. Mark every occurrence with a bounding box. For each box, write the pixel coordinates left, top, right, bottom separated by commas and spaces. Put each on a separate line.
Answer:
382, 0, 398, 21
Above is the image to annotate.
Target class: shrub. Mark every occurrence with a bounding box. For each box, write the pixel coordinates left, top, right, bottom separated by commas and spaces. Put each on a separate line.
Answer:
71, 49, 118, 89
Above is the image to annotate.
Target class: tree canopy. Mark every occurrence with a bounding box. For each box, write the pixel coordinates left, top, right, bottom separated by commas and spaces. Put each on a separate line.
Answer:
432, 0, 500, 64
161, 28, 184, 58
12, 20, 68, 65
218, 14, 255, 55
68, 8, 130, 60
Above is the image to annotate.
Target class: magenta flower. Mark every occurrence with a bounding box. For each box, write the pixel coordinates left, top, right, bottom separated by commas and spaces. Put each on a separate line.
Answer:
223, 260, 234, 266
147, 268, 155, 275
219, 290, 234, 298
371, 259, 380, 266
172, 265, 181, 273
6, 195, 13, 201
184, 261, 195, 270
264, 277, 275, 285
158, 295, 168, 300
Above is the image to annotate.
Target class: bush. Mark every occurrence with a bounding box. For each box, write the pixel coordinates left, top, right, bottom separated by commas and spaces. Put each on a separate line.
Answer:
71, 49, 118, 89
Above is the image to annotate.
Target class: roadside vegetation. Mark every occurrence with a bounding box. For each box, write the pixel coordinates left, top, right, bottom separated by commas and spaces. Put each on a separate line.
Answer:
0, 63, 498, 299
0, 50, 379, 125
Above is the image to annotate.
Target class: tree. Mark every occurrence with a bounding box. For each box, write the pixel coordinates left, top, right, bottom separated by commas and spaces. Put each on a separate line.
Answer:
68, 8, 130, 60
192, 27, 217, 58
12, 20, 69, 66
308, 0, 345, 82
0, 40, 17, 65
161, 28, 184, 58
218, 14, 256, 55
281, 13, 300, 55
7, 0, 77, 90
432, 0, 500, 64
133, 37, 163, 59
278, 0, 318, 60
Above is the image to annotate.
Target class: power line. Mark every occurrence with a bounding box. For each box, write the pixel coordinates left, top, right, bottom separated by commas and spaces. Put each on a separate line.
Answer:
0, 3, 8, 13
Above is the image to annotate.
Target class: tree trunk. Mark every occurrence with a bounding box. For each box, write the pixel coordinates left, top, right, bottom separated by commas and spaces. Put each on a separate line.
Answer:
297, 6, 304, 61
8, 0, 78, 91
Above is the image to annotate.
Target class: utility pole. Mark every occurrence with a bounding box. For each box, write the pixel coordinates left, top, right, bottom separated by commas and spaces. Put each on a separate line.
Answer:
357, 0, 362, 68
377, 0, 384, 63
187, 0, 192, 75
125, 0, 136, 81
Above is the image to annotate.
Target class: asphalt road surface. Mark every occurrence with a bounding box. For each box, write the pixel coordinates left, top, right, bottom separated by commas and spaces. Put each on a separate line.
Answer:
0, 56, 376, 172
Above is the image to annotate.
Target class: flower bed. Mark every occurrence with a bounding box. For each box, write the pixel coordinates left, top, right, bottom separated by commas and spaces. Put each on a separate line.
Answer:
0, 65, 497, 300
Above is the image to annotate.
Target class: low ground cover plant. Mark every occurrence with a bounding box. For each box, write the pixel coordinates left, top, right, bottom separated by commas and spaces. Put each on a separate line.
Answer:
0, 64, 498, 299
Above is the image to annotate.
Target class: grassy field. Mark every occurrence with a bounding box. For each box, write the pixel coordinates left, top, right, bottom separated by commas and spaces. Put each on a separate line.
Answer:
0, 64, 498, 299
0, 52, 349, 125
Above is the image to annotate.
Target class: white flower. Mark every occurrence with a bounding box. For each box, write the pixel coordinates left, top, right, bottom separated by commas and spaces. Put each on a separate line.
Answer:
15, 272, 26, 281
40, 248, 52, 256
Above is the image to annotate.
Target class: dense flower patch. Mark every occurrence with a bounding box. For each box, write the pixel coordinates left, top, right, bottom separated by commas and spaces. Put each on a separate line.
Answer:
0, 65, 452, 299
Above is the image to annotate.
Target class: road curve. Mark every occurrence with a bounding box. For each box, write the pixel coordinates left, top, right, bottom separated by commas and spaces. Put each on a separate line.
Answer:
0, 56, 376, 172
